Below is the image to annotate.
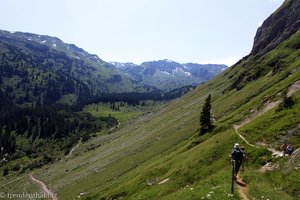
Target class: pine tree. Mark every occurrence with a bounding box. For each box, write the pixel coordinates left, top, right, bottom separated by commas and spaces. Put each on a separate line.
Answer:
200, 94, 214, 135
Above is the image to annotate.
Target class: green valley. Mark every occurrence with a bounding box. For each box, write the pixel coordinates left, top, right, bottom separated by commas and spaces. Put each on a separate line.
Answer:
0, 0, 299, 200
2, 30, 299, 200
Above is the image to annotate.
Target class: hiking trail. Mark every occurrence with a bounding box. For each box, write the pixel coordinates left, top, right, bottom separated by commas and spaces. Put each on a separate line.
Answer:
232, 80, 300, 200
66, 121, 120, 159
29, 173, 57, 200
235, 174, 249, 200
109, 121, 120, 131
66, 138, 82, 159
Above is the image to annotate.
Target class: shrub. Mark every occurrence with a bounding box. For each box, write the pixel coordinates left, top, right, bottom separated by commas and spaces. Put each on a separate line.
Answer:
11, 163, 21, 171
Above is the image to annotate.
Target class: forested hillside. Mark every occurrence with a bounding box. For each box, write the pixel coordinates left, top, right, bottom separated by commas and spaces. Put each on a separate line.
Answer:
0, 30, 141, 107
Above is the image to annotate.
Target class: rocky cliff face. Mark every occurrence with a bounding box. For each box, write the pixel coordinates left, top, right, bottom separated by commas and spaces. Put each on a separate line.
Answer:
251, 0, 300, 55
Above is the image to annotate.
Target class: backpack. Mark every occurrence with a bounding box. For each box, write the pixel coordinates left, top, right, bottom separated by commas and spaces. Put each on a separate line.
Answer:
232, 149, 244, 161
287, 146, 294, 154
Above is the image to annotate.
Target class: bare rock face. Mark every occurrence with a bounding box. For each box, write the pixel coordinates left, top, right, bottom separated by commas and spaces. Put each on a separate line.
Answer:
251, 0, 300, 55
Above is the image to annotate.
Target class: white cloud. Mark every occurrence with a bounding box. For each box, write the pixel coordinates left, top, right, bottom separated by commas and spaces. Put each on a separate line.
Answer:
258, 21, 263, 27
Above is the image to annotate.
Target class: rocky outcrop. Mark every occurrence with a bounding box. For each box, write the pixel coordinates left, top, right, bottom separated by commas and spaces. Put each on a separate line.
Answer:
251, 0, 300, 55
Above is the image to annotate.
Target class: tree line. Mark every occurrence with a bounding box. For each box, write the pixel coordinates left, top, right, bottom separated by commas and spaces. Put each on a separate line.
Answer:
0, 91, 117, 160
91, 85, 195, 106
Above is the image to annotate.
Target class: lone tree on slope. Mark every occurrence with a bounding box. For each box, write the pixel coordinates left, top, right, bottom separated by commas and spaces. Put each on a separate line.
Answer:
200, 94, 214, 135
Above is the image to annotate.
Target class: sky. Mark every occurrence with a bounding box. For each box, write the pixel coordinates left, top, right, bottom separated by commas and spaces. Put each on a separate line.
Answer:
0, 0, 284, 66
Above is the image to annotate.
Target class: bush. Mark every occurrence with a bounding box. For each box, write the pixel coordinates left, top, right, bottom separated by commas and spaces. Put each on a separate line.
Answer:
276, 89, 295, 111
82, 134, 91, 142
11, 163, 21, 171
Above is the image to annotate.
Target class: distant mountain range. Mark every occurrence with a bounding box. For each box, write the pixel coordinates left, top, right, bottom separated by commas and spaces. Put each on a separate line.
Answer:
110, 60, 227, 91
0, 29, 227, 106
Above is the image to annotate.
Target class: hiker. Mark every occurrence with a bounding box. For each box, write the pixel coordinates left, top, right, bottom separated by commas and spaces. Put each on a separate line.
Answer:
240, 146, 247, 171
287, 144, 294, 155
281, 143, 294, 155
280, 143, 288, 156
231, 143, 244, 179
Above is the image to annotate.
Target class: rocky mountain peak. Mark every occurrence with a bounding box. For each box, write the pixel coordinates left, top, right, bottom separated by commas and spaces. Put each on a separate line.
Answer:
251, 0, 300, 55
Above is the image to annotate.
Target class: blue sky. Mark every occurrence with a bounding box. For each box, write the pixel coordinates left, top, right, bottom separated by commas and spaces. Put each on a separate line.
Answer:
0, 0, 284, 66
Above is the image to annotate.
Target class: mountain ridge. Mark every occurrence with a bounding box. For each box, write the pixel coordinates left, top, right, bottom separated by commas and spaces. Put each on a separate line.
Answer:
0, 30, 227, 106
0, 29, 146, 106
110, 59, 227, 91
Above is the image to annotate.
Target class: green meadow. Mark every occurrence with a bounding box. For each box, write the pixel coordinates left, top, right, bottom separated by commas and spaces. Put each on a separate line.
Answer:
1, 29, 300, 200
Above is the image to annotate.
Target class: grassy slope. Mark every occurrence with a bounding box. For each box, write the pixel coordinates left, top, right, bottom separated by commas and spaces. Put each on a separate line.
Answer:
80, 31, 300, 199
1, 32, 299, 199
84, 102, 163, 126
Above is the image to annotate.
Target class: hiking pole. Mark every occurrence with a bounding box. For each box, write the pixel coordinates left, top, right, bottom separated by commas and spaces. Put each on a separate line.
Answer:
231, 160, 235, 194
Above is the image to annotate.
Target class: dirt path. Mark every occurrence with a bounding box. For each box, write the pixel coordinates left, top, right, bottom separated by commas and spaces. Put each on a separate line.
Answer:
66, 138, 82, 159
233, 125, 284, 200
231, 80, 300, 199
287, 80, 300, 97
233, 121, 286, 199
233, 126, 259, 200
233, 125, 259, 148
234, 80, 300, 151
235, 80, 300, 129
232, 126, 251, 200
29, 174, 57, 200
233, 120, 281, 199
236, 174, 249, 200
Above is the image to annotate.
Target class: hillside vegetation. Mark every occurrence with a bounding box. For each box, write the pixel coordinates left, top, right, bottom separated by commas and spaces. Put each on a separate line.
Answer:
0, 30, 142, 107
2, 29, 298, 200
1, 1, 299, 199
0, 30, 224, 107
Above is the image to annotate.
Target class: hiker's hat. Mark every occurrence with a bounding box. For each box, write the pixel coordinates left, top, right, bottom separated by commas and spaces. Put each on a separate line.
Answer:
234, 143, 240, 149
